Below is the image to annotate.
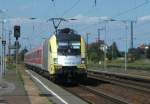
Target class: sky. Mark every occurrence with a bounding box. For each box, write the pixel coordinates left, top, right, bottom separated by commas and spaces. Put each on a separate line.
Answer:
0, 0, 150, 52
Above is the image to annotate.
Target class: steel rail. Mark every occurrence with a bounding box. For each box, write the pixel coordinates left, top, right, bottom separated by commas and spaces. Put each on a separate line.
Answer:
79, 85, 131, 104
0, 100, 8, 104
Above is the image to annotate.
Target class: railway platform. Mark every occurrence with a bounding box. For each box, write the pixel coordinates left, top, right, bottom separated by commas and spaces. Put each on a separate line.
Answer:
1, 64, 89, 104
0, 65, 30, 104
0, 64, 50, 104
26, 69, 88, 104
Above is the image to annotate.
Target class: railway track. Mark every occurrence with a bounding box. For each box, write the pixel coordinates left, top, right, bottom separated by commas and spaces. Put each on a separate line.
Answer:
79, 85, 130, 104
63, 84, 130, 104
87, 70, 150, 93
28, 68, 150, 104
63, 77, 136, 104
62, 70, 150, 104
63, 76, 150, 104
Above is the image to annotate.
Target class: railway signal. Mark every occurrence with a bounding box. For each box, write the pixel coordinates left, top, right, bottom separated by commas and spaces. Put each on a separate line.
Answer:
14, 41, 20, 49
14, 25, 21, 40
2, 40, 6, 45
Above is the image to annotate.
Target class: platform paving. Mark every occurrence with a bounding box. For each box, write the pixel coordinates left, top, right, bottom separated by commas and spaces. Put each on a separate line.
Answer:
0, 64, 51, 104
0, 66, 30, 104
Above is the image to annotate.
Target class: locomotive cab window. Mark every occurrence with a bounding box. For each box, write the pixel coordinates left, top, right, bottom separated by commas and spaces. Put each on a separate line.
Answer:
57, 41, 80, 55
71, 42, 80, 49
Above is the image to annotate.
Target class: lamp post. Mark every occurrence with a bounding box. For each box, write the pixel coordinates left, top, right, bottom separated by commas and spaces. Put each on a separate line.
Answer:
100, 19, 113, 70
106, 19, 128, 71
98, 18, 117, 70
29, 18, 37, 49
104, 22, 107, 70
0, 9, 7, 77
29, 18, 37, 35
0, 36, 2, 78
0, 19, 7, 77
8, 30, 12, 63
22, 37, 31, 50
115, 20, 128, 71
86, 33, 90, 64
124, 21, 128, 71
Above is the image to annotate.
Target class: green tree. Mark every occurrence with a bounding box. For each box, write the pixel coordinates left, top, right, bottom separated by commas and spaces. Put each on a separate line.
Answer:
128, 47, 145, 61
107, 47, 112, 60
88, 42, 104, 63
109, 42, 120, 60
19, 48, 28, 62
146, 45, 150, 59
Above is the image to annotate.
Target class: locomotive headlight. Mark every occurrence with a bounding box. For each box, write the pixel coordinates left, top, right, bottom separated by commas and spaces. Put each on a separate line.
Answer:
54, 58, 58, 64
81, 58, 85, 64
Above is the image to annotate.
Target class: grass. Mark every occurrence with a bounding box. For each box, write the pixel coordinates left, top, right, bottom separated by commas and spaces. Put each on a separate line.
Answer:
6, 63, 16, 70
6, 63, 25, 85
88, 59, 150, 71
16, 65, 25, 85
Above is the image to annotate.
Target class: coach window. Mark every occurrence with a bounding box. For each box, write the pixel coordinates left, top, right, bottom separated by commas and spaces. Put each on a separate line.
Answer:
37, 50, 39, 56
36, 51, 38, 57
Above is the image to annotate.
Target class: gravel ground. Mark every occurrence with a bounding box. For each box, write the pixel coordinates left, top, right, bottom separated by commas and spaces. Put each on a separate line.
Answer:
92, 83, 150, 104
65, 77, 150, 104
87, 66, 150, 104
65, 86, 116, 104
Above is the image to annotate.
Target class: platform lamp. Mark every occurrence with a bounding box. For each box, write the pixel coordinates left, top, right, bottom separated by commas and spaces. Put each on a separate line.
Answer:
104, 18, 128, 71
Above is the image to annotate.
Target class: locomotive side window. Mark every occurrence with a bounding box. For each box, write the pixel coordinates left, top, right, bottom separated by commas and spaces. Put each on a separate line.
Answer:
49, 45, 52, 52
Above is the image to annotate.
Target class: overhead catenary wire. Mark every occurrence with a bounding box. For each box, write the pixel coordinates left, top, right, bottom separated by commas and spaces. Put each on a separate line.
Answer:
48, 0, 100, 29
48, 0, 150, 43
133, 19, 150, 29
50, 0, 81, 30
113, 0, 150, 19
61, 0, 81, 17
48, 0, 59, 19
94, 0, 97, 7
50, 0, 97, 17
61, 0, 99, 28
78, 0, 150, 32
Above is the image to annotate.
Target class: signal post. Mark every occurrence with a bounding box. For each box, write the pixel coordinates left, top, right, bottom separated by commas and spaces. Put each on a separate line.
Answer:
14, 25, 21, 65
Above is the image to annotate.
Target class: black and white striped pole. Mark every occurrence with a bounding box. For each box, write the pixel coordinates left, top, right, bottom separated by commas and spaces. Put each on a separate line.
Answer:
0, 19, 6, 77
0, 9, 7, 78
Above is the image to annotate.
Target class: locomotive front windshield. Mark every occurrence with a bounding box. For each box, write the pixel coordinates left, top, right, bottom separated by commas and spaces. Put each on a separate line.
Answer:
57, 41, 80, 55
